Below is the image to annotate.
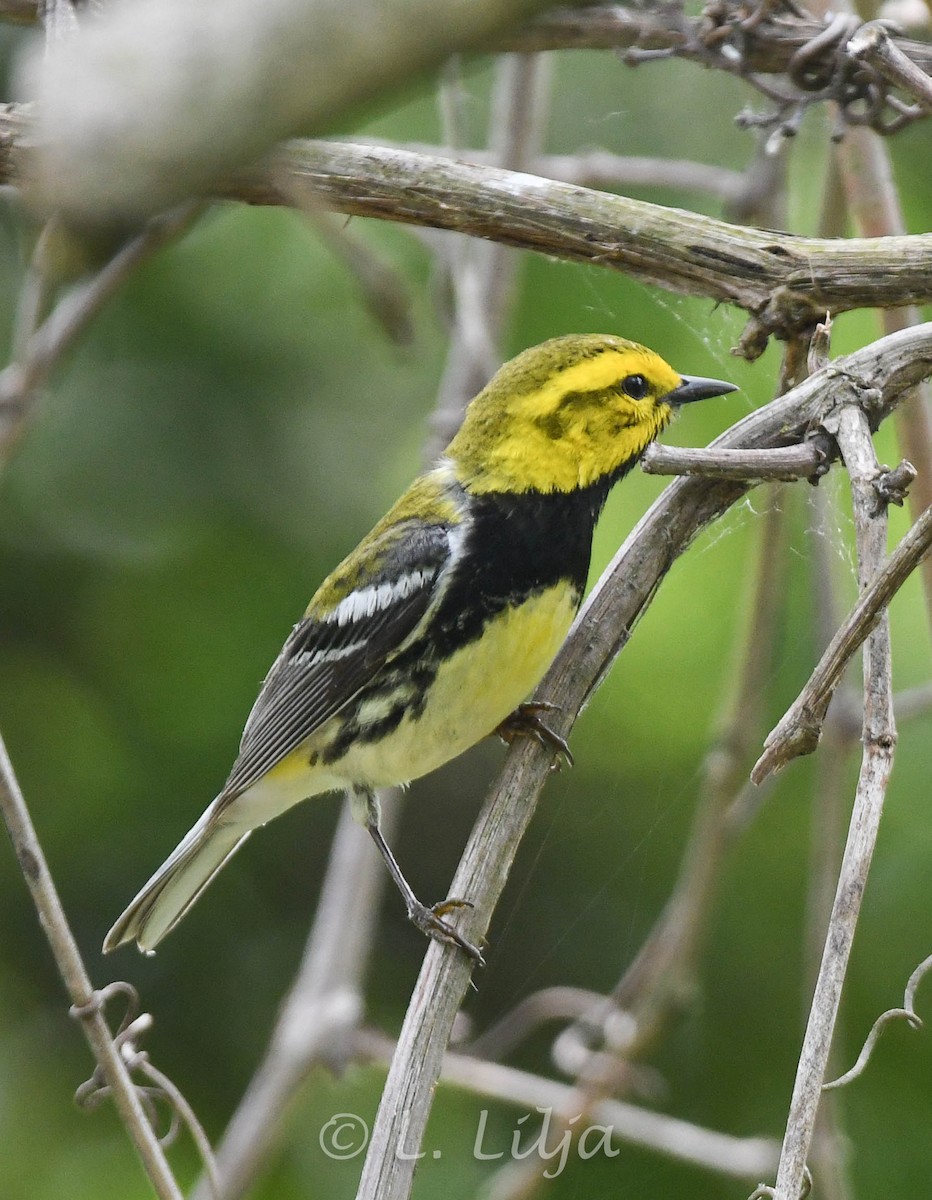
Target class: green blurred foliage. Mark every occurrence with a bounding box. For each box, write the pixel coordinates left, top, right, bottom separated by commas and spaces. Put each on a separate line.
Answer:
1, 28, 932, 1200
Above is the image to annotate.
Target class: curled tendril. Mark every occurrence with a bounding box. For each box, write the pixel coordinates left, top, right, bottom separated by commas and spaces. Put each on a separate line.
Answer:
69, 980, 221, 1197
823, 953, 932, 1091
694, 1, 929, 139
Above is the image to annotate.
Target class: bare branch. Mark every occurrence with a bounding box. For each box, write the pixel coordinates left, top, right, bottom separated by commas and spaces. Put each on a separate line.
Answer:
237, 139, 932, 355
847, 22, 932, 111
771, 404, 897, 1200
427, 52, 552, 455
641, 441, 828, 482
464, 987, 612, 1060
0, 732, 185, 1200
834, 115, 932, 635
355, 325, 932, 1200
344, 139, 747, 202
281, 191, 416, 347
753, 498, 932, 782
356, 1029, 781, 1181
0, 202, 202, 461
504, 4, 932, 75
17, 0, 565, 226
1, 112, 932, 353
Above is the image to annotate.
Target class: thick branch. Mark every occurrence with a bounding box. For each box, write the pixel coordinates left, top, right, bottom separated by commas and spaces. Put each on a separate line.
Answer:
354, 324, 932, 1200
15, 0, 565, 226
239, 140, 932, 353
1, 115, 932, 351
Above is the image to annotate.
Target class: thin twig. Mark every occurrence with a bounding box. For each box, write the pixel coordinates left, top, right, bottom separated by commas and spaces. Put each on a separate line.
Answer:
614, 489, 788, 1014
752, 499, 932, 783
278, 185, 415, 346
803, 483, 859, 1200
0, 201, 202, 461
833, 119, 932, 636
0, 731, 184, 1200
464, 987, 611, 1060
427, 52, 552, 455
641, 441, 827, 481
770, 404, 897, 1200
503, 4, 932, 74
135, 1059, 222, 1200
847, 22, 932, 111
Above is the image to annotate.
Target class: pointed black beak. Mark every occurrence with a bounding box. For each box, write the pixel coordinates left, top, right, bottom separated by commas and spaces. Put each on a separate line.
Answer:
666, 374, 738, 406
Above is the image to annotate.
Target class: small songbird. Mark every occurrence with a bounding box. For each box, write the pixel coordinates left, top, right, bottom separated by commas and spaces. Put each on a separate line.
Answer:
104, 334, 735, 961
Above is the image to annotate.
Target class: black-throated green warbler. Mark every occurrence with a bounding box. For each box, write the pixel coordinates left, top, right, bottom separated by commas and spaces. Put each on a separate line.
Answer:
104, 334, 735, 962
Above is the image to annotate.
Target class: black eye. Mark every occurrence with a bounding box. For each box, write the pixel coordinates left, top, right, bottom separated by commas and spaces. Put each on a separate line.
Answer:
620, 373, 650, 400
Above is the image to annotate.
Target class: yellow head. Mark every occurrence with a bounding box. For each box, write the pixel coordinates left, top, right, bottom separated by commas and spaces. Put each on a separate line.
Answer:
446, 334, 736, 494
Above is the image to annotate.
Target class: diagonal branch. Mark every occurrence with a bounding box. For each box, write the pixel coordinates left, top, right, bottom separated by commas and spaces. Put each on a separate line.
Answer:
0, 732, 184, 1200
753, 498, 932, 783
0, 201, 202, 461
353, 323, 932, 1200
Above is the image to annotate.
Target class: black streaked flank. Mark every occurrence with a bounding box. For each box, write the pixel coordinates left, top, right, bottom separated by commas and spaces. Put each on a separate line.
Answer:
321, 476, 619, 763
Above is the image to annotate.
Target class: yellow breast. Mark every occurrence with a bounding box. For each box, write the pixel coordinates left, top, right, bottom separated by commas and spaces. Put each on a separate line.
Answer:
226, 583, 578, 828
340, 582, 579, 787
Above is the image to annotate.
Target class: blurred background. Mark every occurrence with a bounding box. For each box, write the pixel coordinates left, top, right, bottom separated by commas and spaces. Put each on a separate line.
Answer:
1, 12, 931, 1200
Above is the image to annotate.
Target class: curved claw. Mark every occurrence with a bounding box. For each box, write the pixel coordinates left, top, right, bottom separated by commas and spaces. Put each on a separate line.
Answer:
408, 899, 485, 965
496, 701, 574, 770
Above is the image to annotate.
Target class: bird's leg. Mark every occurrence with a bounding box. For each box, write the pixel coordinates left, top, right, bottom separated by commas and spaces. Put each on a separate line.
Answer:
495, 700, 574, 769
357, 789, 485, 965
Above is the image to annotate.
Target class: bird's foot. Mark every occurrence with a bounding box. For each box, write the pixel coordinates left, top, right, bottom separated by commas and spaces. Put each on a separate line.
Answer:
407, 897, 485, 965
496, 701, 574, 770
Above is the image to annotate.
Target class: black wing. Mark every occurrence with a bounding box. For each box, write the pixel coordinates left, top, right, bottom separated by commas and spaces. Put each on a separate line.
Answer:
218, 522, 453, 804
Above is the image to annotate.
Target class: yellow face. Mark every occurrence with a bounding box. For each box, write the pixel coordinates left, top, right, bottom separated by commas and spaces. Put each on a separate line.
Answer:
447, 334, 689, 494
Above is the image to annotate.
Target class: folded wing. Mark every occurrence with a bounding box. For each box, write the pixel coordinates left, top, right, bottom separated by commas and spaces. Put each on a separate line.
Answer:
219, 520, 456, 803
